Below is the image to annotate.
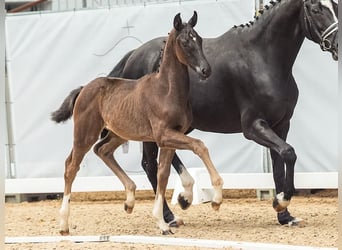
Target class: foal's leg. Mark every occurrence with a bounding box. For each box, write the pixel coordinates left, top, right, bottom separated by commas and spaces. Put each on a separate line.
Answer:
143, 142, 194, 210
142, 142, 184, 227
174, 128, 196, 209
94, 132, 137, 213
158, 130, 223, 210
152, 148, 175, 234
241, 118, 298, 224
60, 130, 101, 235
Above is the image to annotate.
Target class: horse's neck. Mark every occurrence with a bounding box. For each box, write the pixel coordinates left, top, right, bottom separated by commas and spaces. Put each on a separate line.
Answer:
158, 32, 190, 97
246, 0, 305, 70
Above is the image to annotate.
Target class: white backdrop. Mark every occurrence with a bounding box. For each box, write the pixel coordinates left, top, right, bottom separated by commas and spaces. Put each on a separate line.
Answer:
4, 0, 338, 181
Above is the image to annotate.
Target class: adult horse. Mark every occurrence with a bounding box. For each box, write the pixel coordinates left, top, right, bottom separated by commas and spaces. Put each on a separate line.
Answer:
107, 0, 338, 227
51, 12, 223, 235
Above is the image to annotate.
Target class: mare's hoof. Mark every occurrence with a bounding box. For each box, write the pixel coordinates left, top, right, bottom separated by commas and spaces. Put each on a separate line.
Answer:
161, 229, 174, 235
277, 209, 304, 226
287, 217, 304, 227
169, 218, 184, 228
124, 203, 134, 214
211, 201, 221, 211
178, 194, 191, 210
59, 230, 70, 236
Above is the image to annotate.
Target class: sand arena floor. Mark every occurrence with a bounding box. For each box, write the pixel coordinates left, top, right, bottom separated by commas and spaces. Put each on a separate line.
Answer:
5, 189, 337, 249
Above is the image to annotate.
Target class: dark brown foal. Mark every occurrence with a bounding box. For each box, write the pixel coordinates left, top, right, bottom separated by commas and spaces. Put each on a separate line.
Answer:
52, 11, 223, 235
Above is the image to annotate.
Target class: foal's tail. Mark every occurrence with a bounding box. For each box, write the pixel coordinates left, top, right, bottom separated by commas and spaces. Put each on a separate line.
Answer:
51, 86, 83, 123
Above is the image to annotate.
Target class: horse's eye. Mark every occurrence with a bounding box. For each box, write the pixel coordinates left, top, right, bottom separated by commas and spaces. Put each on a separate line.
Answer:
311, 3, 322, 13
312, 7, 320, 13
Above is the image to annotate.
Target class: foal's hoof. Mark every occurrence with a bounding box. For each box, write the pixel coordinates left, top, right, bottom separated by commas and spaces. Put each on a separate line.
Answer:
124, 203, 134, 214
161, 229, 174, 235
178, 193, 191, 210
211, 201, 221, 211
59, 229, 70, 236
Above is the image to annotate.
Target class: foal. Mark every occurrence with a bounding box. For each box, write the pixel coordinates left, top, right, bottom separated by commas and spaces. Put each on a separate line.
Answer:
52, 11, 223, 235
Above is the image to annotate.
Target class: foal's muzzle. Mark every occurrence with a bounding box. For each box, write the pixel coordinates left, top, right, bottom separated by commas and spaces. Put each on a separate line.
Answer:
196, 64, 211, 80
200, 66, 211, 79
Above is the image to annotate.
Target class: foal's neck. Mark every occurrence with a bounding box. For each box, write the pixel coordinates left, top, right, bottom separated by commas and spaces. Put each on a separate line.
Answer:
157, 30, 190, 95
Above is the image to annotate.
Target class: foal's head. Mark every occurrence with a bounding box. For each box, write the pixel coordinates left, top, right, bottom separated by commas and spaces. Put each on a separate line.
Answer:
172, 11, 211, 79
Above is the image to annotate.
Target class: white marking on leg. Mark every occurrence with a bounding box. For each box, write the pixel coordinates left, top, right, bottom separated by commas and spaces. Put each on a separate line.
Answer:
59, 194, 71, 233
125, 189, 135, 210
153, 194, 169, 232
213, 184, 223, 204
179, 165, 194, 204
212, 178, 223, 205
276, 192, 290, 208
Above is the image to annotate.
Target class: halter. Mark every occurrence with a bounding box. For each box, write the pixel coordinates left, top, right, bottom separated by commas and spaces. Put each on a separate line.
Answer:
303, 0, 338, 51
320, 21, 338, 50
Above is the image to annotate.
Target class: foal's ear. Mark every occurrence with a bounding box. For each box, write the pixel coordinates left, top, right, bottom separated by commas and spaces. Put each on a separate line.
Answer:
188, 11, 197, 28
174, 13, 183, 31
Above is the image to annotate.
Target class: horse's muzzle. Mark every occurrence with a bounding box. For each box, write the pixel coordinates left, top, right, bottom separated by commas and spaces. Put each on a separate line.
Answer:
332, 49, 338, 61
197, 65, 211, 80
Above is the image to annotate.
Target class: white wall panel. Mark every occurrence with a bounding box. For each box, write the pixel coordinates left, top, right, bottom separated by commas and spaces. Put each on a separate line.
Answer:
4, 0, 337, 180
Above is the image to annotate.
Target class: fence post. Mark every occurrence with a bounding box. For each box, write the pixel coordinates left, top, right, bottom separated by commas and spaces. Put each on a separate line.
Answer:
0, 1, 6, 247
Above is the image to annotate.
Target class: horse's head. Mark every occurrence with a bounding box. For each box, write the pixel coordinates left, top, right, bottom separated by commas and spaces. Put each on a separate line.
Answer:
173, 11, 211, 79
303, 0, 338, 60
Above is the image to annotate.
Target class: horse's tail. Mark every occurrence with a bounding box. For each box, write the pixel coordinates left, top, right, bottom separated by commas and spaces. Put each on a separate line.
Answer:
107, 49, 135, 77
51, 86, 83, 123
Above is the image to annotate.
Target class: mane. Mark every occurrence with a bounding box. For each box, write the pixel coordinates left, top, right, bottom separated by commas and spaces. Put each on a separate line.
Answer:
156, 38, 167, 73
232, 0, 285, 30
156, 28, 177, 73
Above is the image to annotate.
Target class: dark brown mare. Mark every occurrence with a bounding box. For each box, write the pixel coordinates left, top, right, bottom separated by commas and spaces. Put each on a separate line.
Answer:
107, 0, 338, 227
51, 12, 223, 235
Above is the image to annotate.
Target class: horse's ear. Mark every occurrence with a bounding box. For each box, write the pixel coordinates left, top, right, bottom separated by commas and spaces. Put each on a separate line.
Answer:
332, 1, 338, 18
174, 13, 182, 31
188, 11, 197, 28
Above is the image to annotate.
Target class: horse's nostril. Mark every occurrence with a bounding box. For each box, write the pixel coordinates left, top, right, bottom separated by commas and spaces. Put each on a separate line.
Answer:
201, 67, 211, 77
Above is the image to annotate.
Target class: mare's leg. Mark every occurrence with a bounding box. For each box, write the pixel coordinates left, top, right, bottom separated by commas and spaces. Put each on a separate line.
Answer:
60, 117, 103, 235
152, 148, 175, 234
270, 122, 298, 225
241, 117, 298, 225
142, 142, 184, 226
94, 132, 136, 213
157, 130, 223, 210
143, 142, 194, 210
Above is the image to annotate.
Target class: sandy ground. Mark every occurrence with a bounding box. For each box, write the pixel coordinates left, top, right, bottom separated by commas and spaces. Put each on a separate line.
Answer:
5, 189, 337, 249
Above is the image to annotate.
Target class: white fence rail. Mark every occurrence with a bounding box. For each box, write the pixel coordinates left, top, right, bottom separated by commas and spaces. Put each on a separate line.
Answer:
5, 172, 338, 195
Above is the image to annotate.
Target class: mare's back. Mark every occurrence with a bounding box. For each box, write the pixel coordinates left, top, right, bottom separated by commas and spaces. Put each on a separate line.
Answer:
122, 37, 165, 79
